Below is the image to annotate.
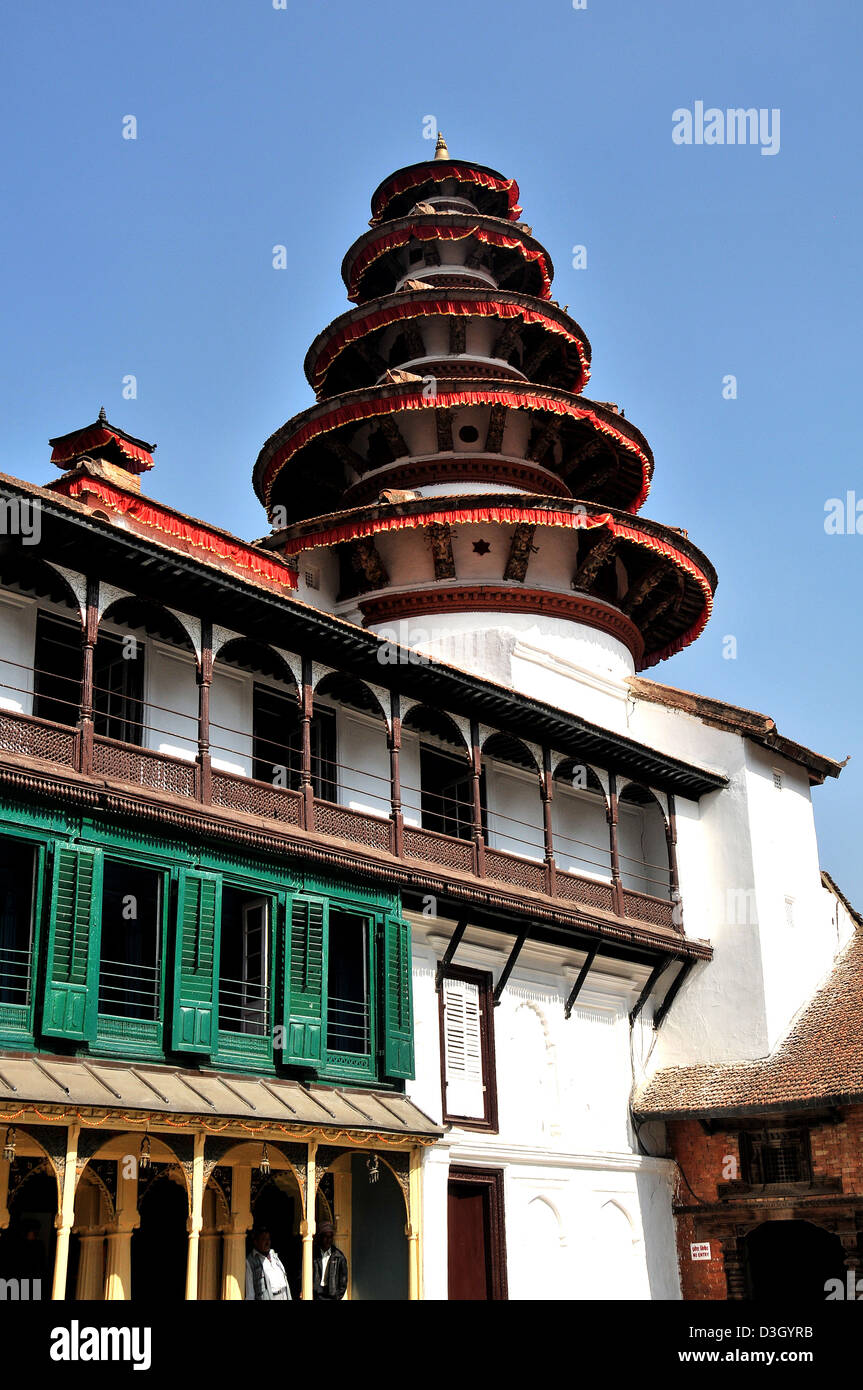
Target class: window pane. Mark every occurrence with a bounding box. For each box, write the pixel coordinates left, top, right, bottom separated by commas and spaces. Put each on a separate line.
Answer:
94, 631, 145, 744
0, 837, 36, 1006
33, 612, 81, 726
327, 910, 370, 1055
218, 887, 270, 1036
98, 862, 162, 1020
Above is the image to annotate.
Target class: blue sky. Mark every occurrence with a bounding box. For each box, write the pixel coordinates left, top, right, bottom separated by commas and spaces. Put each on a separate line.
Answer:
1, 0, 862, 898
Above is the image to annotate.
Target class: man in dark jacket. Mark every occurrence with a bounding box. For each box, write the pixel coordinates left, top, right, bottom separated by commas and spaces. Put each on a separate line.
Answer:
312, 1222, 348, 1300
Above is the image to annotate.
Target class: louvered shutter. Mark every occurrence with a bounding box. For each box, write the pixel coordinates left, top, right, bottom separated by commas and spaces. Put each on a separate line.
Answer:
172, 869, 219, 1053
381, 913, 414, 1079
42, 844, 101, 1040
442, 975, 485, 1119
282, 894, 325, 1065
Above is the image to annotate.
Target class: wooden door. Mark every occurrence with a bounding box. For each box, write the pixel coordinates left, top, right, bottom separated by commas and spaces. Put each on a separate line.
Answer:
447, 1167, 507, 1300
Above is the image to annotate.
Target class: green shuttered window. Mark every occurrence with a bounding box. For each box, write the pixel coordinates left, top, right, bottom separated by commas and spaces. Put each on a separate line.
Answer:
42, 844, 102, 1040
172, 868, 220, 1053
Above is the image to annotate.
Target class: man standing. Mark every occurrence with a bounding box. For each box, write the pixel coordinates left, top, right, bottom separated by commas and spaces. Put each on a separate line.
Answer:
312, 1221, 348, 1300
245, 1225, 292, 1301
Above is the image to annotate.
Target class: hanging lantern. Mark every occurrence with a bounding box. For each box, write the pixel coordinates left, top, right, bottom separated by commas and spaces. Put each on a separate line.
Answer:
366, 1152, 380, 1184
138, 1134, 151, 1171
3, 1127, 16, 1162
260, 1143, 271, 1176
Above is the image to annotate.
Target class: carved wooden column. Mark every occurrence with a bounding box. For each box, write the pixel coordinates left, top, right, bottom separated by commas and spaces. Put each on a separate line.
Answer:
51, 1122, 80, 1300
603, 772, 622, 911
607, 772, 625, 916
197, 619, 213, 804
470, 718, 486, 876
389, 690, 404, 857
540, 746, 557, 896
104, 1160, 139, 1300
666, 792, 682, 929
185, 1130, 205, 1300
221, 1165, 251, 1301
300, 655, 315, 830
301, 1141, 317, 1300
78, 577, 99, 775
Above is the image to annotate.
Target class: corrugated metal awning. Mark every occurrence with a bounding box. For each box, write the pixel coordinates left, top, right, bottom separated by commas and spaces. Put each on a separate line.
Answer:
0, 1053, 443, 1139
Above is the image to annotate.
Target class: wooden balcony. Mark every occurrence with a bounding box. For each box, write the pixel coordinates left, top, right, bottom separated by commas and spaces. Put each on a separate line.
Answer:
0, 707, 679, 935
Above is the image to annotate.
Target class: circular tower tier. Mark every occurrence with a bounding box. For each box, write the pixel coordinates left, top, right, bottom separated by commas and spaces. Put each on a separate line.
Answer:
304, 287, 591, 399
263, 494, 715, 673
253, 141, 716, 680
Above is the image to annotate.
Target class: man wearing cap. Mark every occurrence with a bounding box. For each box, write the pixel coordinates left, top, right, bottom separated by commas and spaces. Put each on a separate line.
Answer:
312, 1222, 348, 1300
245, 1224, 292, 1301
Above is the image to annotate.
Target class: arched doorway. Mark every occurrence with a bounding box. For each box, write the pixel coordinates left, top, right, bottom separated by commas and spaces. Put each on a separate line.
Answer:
743, 1221, 846, 1300
131, 1168, 188, 1301
0, 1163, 56, 1290
250, 1171, 303, 1300
349, 1153, 409, 1301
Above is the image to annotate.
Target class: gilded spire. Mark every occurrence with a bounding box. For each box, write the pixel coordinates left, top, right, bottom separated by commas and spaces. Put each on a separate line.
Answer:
433, 131, 449, 161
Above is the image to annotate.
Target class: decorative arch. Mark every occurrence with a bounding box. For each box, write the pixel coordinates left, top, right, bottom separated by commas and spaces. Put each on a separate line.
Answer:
401, 703, 470, 754
99, 595, 198, 660
215, 636, 299, 696
0, 554, 84, 624
315, 670, 388, 725
482, 730, 540, 775
617, 783, 671, 899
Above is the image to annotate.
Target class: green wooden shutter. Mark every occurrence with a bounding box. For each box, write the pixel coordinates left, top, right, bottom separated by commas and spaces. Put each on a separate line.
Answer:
42, 844, 101, 1040
282, 894, 325, 1066
172, 869, 220, 1053
381, 913, 414, 1079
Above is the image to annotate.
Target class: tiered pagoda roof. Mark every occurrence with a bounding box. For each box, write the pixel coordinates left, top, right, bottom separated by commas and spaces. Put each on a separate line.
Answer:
254, 140, 717, 671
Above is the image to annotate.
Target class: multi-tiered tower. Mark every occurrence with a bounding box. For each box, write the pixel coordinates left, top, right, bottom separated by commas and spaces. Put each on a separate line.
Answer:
255, 138, 715, 684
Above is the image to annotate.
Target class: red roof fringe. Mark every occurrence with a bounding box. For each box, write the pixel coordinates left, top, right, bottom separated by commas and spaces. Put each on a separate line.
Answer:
279, 504, 713, 666
347, 225, 551, 302
311, 298, 590, 394
261, 390, 651, 511
57, 476, 297, 591
371, 164, 522, 222
50, 424, 154, 472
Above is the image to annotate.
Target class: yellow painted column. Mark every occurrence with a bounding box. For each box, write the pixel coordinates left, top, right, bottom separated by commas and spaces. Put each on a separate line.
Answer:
74, 1230, 106, 1299
407, 1146, 423, 1302
51, 1122, 80, 1300
0, 1154, 10, 1232
301, 1141, 317, 1300
104, 1159, 140, 1300
332, 1164, 352, 1301
221, 1165, 251, 1301
185, 1131, 205, 1301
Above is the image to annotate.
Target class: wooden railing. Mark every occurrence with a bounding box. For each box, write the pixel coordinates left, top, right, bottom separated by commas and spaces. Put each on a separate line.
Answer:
0, 708, 680, 932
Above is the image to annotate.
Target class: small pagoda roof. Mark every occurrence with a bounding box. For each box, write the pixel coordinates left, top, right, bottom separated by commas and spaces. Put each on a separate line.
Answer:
49, 409, 156, 474
370, 156, 522, 224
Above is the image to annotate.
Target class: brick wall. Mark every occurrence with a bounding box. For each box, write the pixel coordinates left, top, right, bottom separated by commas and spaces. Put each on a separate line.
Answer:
667, 1109, 863, 1299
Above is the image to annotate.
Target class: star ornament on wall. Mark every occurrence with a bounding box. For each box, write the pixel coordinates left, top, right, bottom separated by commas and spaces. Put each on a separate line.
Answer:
472, 539, 491, 555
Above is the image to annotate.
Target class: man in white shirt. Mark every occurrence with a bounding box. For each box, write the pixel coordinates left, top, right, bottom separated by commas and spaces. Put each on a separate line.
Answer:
245, 1225, 292, 1301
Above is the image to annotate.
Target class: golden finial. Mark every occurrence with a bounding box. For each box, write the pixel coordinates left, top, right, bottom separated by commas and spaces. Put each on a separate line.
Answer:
433, 131, 449, 160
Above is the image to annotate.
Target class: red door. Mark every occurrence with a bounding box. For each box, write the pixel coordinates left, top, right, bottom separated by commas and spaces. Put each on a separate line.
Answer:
447, 1168, 507, 1300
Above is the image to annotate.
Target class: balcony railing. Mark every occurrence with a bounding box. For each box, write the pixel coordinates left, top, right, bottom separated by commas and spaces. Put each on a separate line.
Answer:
0, 702, 680, 934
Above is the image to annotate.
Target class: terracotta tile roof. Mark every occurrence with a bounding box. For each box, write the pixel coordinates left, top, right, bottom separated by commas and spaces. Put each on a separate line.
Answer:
635, 880, 863, 1118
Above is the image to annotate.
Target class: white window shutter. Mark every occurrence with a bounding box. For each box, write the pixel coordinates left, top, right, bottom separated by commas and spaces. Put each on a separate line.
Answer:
443, 977, 485, 1119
